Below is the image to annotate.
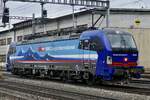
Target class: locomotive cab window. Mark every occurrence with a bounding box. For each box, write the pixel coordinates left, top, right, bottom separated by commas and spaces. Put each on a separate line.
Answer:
79, 37, 103, 51
79, 39, 90, 50
106, 33, 137, 50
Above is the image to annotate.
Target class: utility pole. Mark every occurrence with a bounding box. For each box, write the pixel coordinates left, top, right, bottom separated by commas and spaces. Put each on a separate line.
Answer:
41, 2, 45, 19
32, 13, 36, 34
2, 0, 6, 27
92, 11, 94, 28
13, 26, 16, 42
72, 4, 76, 29
106, 0, 110, 28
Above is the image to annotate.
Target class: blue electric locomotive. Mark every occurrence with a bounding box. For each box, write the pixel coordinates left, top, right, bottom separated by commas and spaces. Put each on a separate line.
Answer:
7, 29, 144, 84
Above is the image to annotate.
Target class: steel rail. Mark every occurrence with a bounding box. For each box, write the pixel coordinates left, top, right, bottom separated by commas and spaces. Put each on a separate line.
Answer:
3, 73, 150, 96
0, 80, 112, 100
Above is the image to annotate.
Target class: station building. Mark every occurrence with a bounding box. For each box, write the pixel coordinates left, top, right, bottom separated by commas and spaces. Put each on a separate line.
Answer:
0, 8, 150, 72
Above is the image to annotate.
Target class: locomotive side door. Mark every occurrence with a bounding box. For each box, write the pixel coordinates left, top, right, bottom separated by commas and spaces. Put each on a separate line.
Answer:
79, 37, 102, 71
79, 39, 92, 69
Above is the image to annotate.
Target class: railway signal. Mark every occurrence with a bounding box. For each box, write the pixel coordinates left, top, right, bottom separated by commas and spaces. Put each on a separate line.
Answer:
43, 10, 47, 18
2, 7, 9, 23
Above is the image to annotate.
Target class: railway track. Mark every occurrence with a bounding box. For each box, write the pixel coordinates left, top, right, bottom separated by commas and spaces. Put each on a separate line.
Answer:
2, 72, 150, 97
99, 84, 150, 96
130, 79, 150, 84
0, 80, 112, 100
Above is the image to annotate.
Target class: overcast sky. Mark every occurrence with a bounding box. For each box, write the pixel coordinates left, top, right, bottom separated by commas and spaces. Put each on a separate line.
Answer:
0, 0, 149, 31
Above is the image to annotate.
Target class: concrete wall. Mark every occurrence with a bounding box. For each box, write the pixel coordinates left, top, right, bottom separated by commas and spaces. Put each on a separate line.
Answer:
94, 14, 150, 28
0, 31, 14, 55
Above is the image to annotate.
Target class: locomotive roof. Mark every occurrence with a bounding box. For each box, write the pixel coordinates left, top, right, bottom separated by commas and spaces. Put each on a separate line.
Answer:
103, 29, 131, 35
80, 29, 131, 38
16, 29, 132, 46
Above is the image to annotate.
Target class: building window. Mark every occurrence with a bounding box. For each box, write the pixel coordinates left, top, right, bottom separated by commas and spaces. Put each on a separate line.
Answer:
2, 39, 6, 45
0, 55, 6, 62
0, 39, 2, 45
7, 38, 12, 45
17, 36, 23, 42
0, 39, 6, 45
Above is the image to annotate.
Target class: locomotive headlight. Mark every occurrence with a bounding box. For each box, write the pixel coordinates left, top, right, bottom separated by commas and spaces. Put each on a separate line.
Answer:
124, 57, 128, 62
107, 56, 112, 65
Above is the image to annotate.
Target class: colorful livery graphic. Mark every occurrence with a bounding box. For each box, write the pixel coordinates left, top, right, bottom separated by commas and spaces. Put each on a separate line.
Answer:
7, 29, 144, 84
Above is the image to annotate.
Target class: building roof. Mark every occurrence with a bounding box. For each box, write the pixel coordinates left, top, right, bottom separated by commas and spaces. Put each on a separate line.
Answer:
0, 28, 14, 35
13, 18, 52, 30
1, 8, 150, 34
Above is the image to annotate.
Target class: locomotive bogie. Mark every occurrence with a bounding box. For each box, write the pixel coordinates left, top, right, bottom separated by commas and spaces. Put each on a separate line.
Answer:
11, 62, 96, 82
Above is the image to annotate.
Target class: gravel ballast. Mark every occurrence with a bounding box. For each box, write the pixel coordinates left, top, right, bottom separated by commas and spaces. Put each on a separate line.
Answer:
2, 77, 150, 100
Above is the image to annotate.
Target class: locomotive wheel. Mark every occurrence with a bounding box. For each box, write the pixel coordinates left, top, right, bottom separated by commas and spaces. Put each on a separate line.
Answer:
85, 79, 94, 86
11, 68, 15, 75
60, 71, 68, 82
61, 76, 67, 82
83, 73, 95, 86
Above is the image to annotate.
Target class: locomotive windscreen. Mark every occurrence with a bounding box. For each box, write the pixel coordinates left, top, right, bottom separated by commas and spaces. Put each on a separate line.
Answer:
107, 34, 137, 49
